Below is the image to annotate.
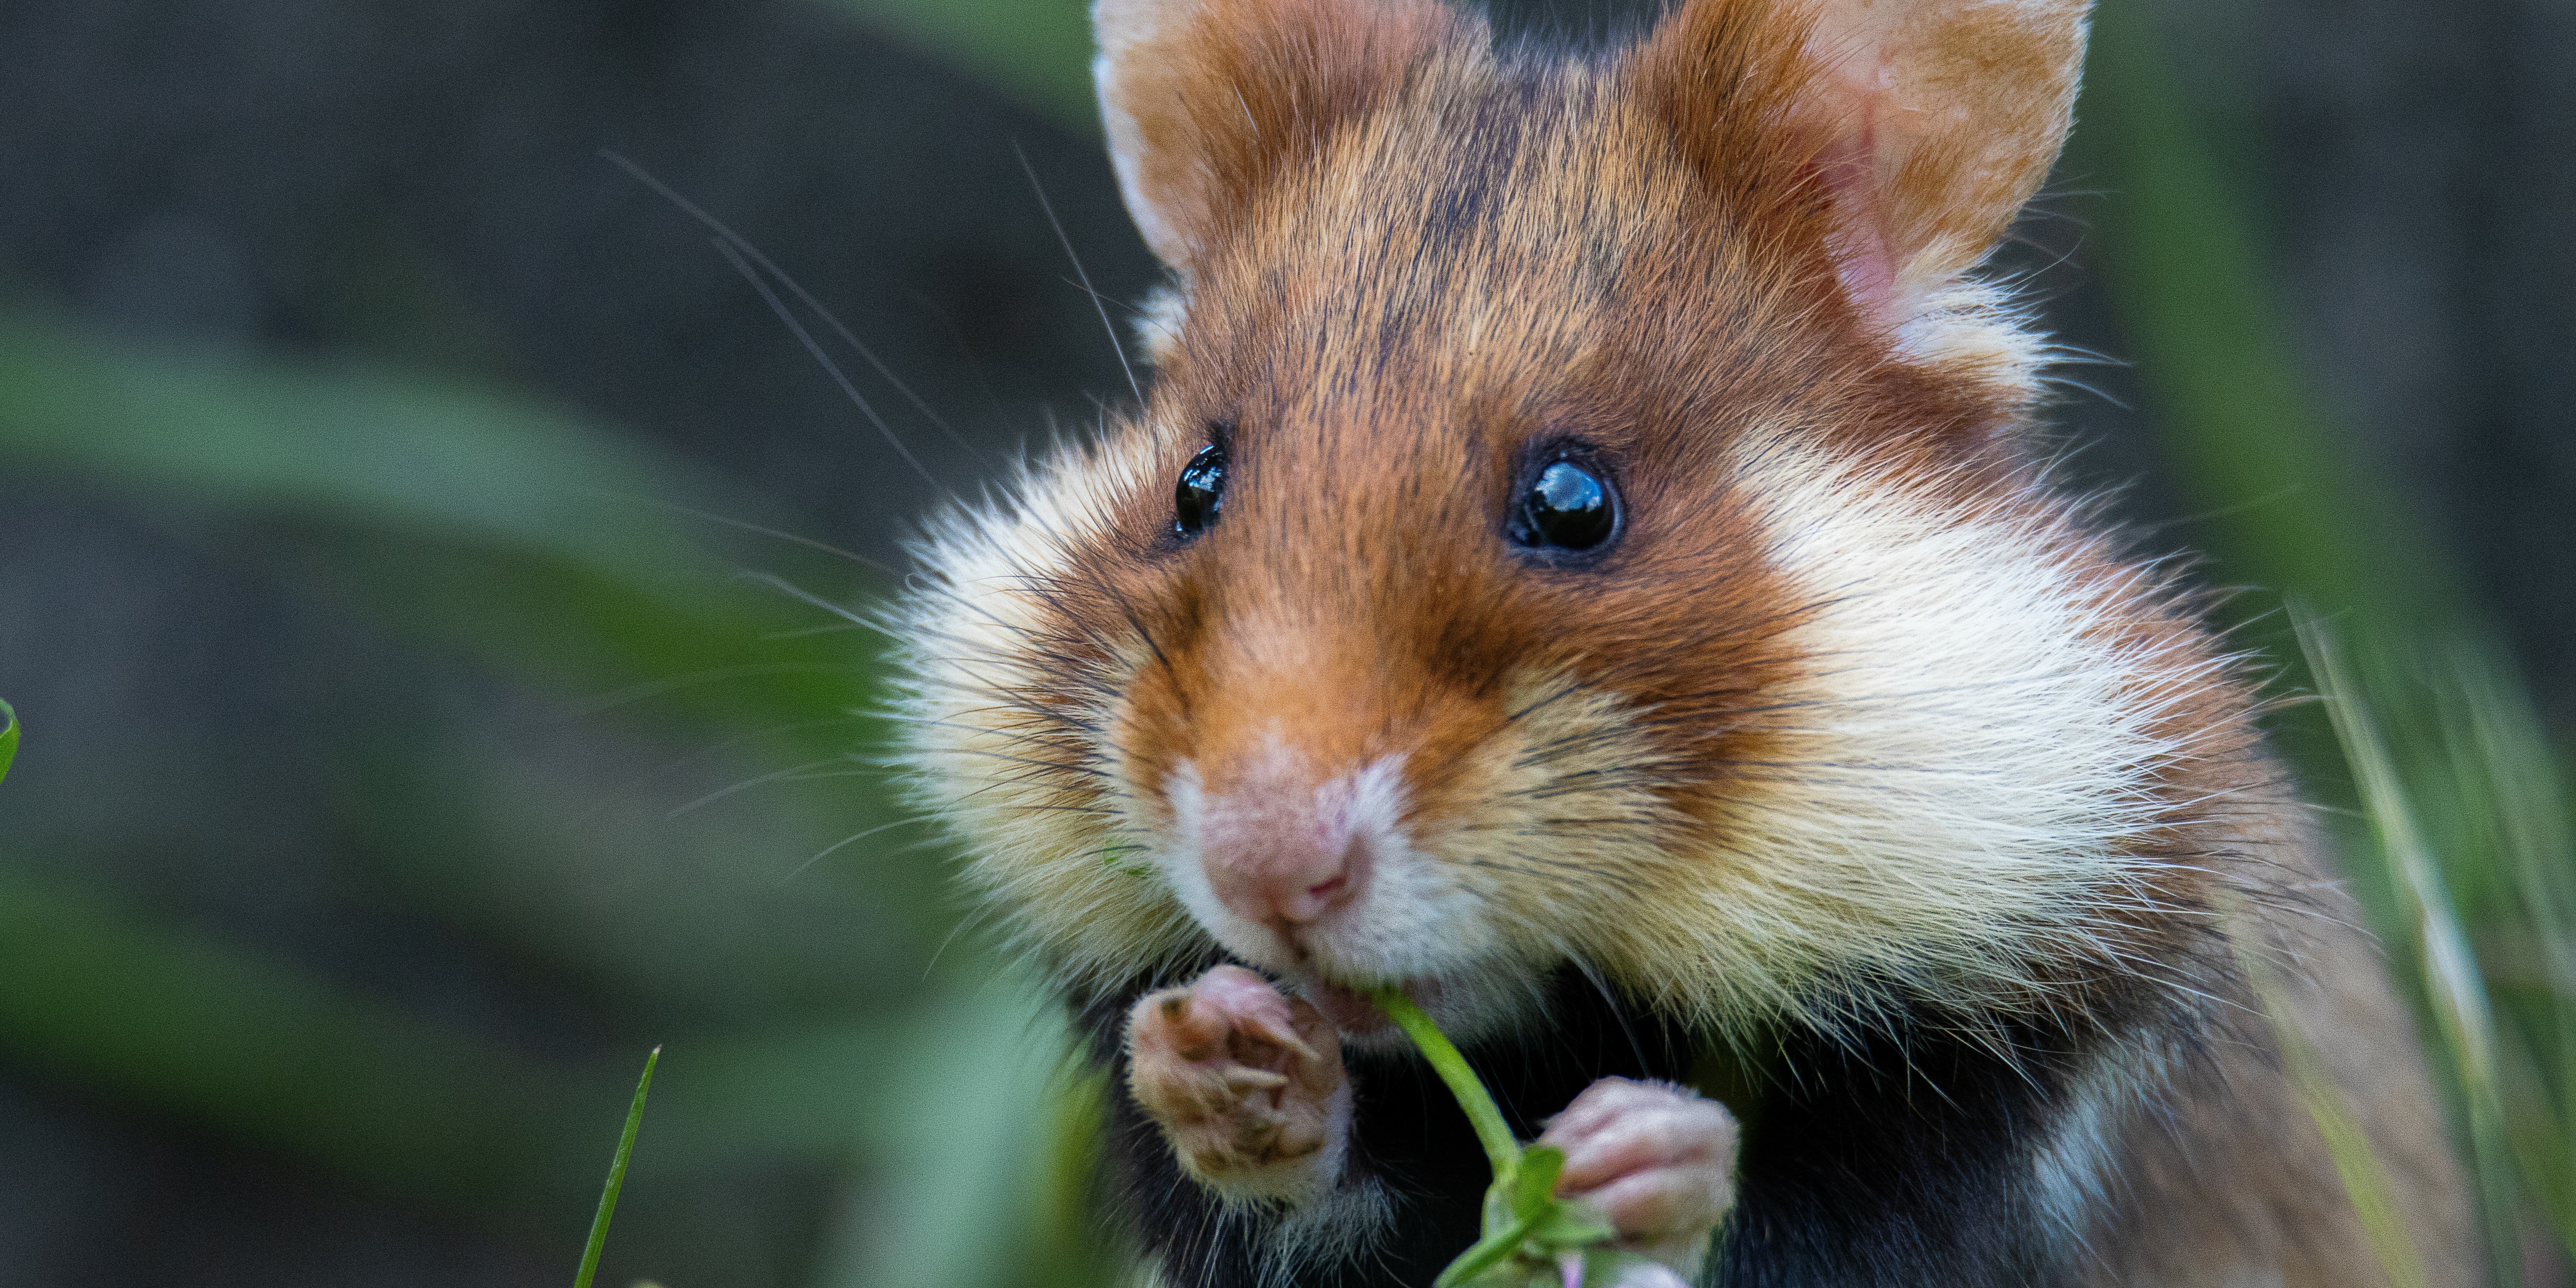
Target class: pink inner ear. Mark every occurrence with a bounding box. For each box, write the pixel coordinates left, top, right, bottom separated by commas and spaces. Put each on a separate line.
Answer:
1810, 113, 1903, 330
1795, 6, 1910, 331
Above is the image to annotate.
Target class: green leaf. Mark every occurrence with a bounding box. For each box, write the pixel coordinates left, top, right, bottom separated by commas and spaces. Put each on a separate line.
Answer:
0, 863, 591, 1209
1525, 1200, 1618, 1256
2302, 615, 2527, 1285
0, 698, 16, 787
1511, 1146, 1566, 1222
1434, 1210, 1544, 1288
575, 1046, 660, 1288
0, 861, 911, 1213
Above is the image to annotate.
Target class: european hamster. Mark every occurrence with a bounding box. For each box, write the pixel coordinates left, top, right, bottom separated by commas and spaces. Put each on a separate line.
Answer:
891, 0, 2472, 1283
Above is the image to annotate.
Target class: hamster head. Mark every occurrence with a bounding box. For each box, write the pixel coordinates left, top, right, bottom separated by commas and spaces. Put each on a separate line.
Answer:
897, 0, 2243, 1048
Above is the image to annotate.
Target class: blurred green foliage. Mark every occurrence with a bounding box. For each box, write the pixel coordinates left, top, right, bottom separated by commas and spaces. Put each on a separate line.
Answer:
0, 1, 2564, 1285
828, 0, 1098, 131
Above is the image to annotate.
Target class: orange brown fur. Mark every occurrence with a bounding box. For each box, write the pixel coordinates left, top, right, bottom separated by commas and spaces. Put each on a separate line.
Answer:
894, 0, 2472, 1283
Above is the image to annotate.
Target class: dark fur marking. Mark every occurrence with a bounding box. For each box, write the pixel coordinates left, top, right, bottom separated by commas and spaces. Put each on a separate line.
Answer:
1081, 969, 2114, 1288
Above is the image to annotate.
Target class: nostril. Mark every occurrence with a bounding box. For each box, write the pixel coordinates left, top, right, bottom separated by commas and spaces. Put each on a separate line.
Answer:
1198, 787, 1381, 929
1285, 843, 1364, 922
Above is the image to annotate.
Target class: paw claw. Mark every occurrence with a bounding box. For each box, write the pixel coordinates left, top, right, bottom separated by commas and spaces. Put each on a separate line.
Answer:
1126, 967, 1350, 1200
1242, 1011, 1319, 1061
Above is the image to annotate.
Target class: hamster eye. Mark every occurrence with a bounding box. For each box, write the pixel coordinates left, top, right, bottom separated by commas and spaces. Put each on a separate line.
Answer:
1508, 458, 1618, 552
1173, 442, 1228, 539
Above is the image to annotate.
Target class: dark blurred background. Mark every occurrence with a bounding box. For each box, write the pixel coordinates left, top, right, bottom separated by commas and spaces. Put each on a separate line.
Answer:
0, 1, 2568, 1285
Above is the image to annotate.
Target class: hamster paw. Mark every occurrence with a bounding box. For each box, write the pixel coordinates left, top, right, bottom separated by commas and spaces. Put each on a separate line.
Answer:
1125, 965, 1351, 1200
1540, 1077, 1739, 1275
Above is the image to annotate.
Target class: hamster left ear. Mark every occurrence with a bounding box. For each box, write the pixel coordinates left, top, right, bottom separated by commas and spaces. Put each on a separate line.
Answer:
1637, 0, 2089, 331
1094, 0, 1468, 274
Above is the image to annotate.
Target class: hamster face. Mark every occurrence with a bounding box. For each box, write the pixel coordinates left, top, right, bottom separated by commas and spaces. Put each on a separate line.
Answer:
897, 43, 2238, 1047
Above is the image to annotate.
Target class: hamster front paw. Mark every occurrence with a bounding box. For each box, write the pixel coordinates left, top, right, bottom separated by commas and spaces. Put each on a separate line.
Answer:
1540, 1077, 1739, 1276
1125, 965, 1351, 1201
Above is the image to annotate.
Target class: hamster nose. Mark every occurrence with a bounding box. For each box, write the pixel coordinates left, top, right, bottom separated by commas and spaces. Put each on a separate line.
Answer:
1203, 831, 1370, 929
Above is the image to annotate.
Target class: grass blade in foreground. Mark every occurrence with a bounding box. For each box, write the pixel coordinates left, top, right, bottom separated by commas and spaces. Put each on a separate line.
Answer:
2300, 612, 2537, 1284
2230, 896, 2430, 1288
576, 1046, 660, 1288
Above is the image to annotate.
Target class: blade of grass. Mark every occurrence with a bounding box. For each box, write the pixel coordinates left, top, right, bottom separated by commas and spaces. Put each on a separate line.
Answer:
0, 309, 892, 747
0, 861, 590, 1209
576, 1046, 661, 1288
2076, 4, 2455, 635
2450, 652, 2576, 1257
2230, 897, 2431, 1288
807, 979, 1067, 1288
0, 861, 915, 1208
2300, 611, 2528, 1287
0, 315, 692, 578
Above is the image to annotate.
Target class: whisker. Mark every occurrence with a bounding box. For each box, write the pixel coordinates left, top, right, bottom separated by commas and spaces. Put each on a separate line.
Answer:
1561, 945, 1653, 1074
644, 496, 901, 578
578, 662, 853, 715
736, 571, 895, 640
1015, 139, 1141, 403
635, 713, 876, 780
782, 814, 931, 883
763, 622, 872, 640
602, 149, 988, 462
711, 236, 940, 489
906, 289, 1013, 423
668, 757, 875, 818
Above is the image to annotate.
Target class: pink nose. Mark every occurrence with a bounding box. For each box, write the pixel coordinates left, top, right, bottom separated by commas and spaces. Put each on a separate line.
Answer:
1202, 827, 1369, 928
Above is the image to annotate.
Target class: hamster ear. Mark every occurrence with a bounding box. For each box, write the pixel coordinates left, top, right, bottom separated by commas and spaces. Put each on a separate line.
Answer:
1094, 0, 1467, 274
1637, 0, 2089, 329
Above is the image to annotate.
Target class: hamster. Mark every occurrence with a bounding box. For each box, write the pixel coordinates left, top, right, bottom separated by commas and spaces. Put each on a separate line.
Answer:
890, 0, 2473, 1284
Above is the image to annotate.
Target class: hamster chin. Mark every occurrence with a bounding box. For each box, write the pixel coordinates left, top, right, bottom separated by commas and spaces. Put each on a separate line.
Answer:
1283, 961, 1548, 1055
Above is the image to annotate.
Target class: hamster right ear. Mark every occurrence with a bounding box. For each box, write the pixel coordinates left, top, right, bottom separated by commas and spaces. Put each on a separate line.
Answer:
1094, 0, 1467, 274
1636, 0, 2089, 334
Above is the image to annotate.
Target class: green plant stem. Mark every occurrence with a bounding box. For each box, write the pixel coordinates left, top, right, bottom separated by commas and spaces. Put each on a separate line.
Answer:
1437, 1209, 1544, 1288
1372, 990, 1517, 1177
576, 1046, 660, 1288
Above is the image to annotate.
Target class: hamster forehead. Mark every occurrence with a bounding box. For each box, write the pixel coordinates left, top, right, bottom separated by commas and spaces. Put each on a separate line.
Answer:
1159, 60, 1831, 440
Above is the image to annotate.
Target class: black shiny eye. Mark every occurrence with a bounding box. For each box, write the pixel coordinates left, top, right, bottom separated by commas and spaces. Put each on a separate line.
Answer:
1173, 442, 1228, 539
1508, 459, 1618, 552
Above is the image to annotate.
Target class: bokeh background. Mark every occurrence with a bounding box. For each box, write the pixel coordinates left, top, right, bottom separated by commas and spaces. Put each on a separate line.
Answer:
0, 0, 2569, 1285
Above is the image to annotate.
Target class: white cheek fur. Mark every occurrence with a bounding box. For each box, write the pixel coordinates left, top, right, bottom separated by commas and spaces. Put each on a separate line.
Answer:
889, 412, 1213, 996
1586, 430, 2235, 1036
